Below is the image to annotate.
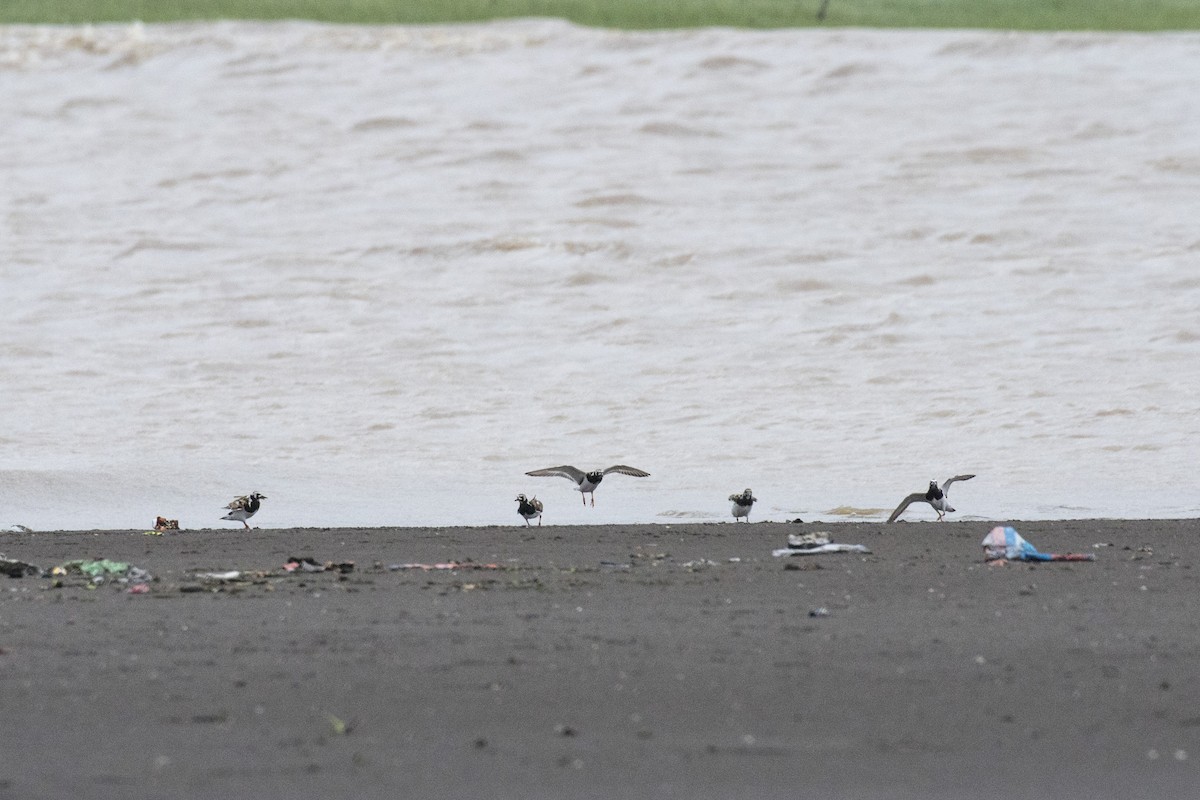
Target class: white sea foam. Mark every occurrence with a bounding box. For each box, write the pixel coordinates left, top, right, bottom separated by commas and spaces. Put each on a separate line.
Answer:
1, 21, 1198, 530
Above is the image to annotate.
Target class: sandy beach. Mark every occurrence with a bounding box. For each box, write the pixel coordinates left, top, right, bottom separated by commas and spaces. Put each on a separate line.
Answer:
2, 519, 1198, 799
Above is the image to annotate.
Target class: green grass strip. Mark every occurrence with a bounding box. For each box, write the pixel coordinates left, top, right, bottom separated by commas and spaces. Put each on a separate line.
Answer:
2, 0, 1199, 30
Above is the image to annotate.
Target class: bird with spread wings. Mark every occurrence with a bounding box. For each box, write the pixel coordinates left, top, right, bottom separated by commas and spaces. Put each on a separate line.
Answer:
886, 475, 975, 522
525, 465, 650, 507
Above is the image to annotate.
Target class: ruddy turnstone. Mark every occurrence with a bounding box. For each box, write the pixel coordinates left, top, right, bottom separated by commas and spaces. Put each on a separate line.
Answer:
221, 492, 266, 529
524, 465, 650, 507
886, 475, 975, 522
729, 488, 757, 522
515, 493, 544, 527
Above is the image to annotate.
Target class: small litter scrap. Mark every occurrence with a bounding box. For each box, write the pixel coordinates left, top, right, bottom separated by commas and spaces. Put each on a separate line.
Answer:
0, 556, 41, 578
197, 570, 243, 581
51, 558, 153, 586
982, 526, 1095, 563
772, 531, 871, 558
284, 556, 327, 573
388, 561, 500, 571
154, 516, 180, 531
283, 556, 355, 574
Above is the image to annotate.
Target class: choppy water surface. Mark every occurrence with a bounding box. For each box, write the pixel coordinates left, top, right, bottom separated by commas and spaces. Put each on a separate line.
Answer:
2, 21, 1198, 530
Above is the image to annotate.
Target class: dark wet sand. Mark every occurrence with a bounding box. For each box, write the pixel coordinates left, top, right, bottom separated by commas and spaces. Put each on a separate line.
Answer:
2, 519, 1199, 799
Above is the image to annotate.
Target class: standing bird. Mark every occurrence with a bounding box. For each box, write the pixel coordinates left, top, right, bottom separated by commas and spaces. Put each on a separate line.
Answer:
525, 465, 650, 507
221, 492, 266, 529
886, 475, 975, 522
729, 488, 757, 522
515, 493, 543, 527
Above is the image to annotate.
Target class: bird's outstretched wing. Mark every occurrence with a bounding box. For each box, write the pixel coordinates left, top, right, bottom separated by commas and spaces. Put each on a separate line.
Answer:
526, 466, 586, 483
941, 474, 976, 496
601, 465, 650, 477
886, 492, 927, 523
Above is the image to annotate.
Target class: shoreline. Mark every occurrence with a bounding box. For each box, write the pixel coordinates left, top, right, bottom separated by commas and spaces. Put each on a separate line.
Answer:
4, 519, 1198, 798
5, 516, 1198, 533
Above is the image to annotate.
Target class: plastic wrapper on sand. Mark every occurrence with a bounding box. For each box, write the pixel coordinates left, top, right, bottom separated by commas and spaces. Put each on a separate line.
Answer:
982, 526, 1095, 563
773, 532, 870, 557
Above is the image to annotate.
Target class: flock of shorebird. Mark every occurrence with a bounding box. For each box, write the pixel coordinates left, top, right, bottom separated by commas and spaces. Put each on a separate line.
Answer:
219, 470, 976, 529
